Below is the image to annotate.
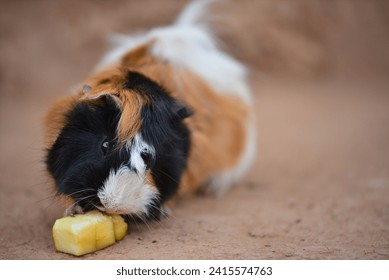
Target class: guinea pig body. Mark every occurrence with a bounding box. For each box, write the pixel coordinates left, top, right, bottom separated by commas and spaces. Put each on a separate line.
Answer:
44, 0, 255, 222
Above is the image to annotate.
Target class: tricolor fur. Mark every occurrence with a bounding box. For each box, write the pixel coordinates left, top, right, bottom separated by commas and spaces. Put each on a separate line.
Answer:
44, 0, 255, 222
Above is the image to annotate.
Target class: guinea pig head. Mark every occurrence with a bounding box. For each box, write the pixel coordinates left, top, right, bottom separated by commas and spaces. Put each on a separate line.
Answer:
44, 69, 191, 221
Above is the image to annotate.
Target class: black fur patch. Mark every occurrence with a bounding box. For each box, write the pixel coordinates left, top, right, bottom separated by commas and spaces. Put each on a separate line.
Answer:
46, 96, 128, 211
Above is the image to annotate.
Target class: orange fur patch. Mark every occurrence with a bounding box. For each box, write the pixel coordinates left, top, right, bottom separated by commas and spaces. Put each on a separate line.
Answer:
174, 70, 248, 195
44, 94, 80, 149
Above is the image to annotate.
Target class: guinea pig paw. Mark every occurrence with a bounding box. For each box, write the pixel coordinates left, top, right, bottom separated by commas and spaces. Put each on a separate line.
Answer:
63, 204, 84, 217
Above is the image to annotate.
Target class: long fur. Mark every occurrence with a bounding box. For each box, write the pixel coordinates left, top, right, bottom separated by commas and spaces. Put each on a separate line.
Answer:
44, 0, 255, 220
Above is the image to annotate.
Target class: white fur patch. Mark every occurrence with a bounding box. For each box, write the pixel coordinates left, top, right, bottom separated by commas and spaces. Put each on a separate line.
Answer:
97, 165, 158, 215
127, 134, 155, 173
149, 26, 251, 103
96, 0, 252, 104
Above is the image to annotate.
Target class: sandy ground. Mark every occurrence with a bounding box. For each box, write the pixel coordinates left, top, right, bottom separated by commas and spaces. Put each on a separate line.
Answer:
0, 0, 388, 259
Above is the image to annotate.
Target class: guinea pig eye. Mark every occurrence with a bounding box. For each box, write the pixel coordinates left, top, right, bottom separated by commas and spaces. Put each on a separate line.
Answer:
101, 140, 109, 155
141, 151, 152, 169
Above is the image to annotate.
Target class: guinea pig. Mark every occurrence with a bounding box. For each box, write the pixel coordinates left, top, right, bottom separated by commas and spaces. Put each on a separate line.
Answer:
44, 0, 255, 223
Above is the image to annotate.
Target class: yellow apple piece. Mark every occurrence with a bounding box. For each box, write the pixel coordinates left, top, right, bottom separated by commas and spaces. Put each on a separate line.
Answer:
52, 210, 127, 256
111, 214, 128, 241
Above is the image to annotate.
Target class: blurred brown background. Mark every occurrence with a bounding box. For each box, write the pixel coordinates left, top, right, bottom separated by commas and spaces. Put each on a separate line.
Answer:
0, 0, 388, 259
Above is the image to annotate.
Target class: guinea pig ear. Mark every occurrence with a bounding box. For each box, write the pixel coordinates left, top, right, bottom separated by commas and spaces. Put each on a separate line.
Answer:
82, 84, 92, 95
101, 94, 121, 108
87, 93, 121, 108
173, 102, 193, 119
